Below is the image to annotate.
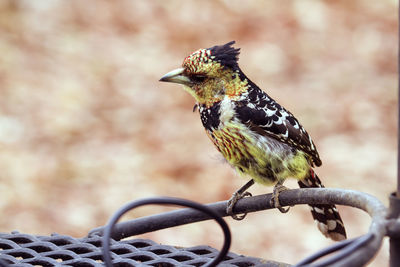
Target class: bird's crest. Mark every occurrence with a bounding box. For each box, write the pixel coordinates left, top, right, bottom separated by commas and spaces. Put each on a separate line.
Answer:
183, 41, 240, 73
208, 41, 240, 71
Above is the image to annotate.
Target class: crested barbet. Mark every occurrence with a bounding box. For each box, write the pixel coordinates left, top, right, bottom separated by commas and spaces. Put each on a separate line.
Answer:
160, 41, 346, 241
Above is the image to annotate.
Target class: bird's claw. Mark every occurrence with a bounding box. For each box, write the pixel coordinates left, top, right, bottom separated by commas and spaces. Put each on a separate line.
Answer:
270, 184, 290, 213
226, 191, 252, 220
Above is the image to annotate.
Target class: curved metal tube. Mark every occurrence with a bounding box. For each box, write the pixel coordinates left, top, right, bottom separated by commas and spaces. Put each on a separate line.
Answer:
92, 188, 388, 267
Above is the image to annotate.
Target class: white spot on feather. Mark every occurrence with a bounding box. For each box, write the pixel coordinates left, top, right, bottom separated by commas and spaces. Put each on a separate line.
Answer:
316, 221, 328, 235
327, 220, 337, 230
247, 103, 255, 109
313, 207, 325, 215
219, 97, 235, 124
266, 109, 276, 116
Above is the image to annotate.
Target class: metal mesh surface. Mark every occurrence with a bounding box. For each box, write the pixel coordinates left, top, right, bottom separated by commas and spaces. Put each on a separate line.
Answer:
0, 232, 287, 266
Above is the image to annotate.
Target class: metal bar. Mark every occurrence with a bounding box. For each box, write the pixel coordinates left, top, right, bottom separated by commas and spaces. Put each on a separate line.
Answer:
398, 0, 400, 197
90, 188, 386, 239
390, 193, 400, 267
90, 188, 387, 266
389, 2, 400, 266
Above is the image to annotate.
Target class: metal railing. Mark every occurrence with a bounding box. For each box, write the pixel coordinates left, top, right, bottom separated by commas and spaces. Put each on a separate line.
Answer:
0, 187, 397, 266
92, 187, 396, 267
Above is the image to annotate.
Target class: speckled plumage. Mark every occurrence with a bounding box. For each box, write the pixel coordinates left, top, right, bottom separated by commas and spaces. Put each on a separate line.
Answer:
160, 41, 346, 241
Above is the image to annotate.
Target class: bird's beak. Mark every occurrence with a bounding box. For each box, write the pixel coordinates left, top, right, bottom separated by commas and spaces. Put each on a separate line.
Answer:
159, 68, 191, 86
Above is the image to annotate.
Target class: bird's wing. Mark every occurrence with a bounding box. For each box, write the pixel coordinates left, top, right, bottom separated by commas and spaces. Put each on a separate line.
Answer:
234, 97, 322, 167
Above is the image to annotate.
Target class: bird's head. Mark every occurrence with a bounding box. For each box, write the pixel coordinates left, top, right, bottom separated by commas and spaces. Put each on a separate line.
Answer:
160, 41, 249, 107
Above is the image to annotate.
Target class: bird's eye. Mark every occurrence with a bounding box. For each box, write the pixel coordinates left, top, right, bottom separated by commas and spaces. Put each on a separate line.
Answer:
190, 74, 207, 83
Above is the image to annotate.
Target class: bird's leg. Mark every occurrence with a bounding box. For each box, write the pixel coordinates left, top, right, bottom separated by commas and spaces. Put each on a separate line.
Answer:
270, 180, 290, 213
227, 179, 255, 220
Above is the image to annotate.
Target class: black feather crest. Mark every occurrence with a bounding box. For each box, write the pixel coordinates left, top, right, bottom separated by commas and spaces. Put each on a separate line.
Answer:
208, 41, 240, 70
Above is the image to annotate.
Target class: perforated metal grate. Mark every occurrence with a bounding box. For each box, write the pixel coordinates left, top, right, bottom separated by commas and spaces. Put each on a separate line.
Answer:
0, 232, 288, 266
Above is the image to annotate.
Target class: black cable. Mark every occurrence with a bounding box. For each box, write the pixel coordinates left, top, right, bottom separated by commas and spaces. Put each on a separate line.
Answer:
102, 197, 231, 267
293, 237, 356, 266
315, 233, 374, 267
293, 233, 374, 267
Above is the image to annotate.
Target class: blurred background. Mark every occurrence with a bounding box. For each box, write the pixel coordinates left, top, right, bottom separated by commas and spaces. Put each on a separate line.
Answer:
0, 0, 397, 265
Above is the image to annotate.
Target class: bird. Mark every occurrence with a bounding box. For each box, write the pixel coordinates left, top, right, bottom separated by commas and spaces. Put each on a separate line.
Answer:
159, 41, 346, 241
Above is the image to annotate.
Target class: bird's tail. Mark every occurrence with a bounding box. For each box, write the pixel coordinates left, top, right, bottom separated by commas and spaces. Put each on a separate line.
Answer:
298, 169, 347, 241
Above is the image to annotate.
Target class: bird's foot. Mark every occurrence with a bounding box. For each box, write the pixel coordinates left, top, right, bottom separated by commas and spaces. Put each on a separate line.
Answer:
226, 190, 252, 220
270, 183, 290, 213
